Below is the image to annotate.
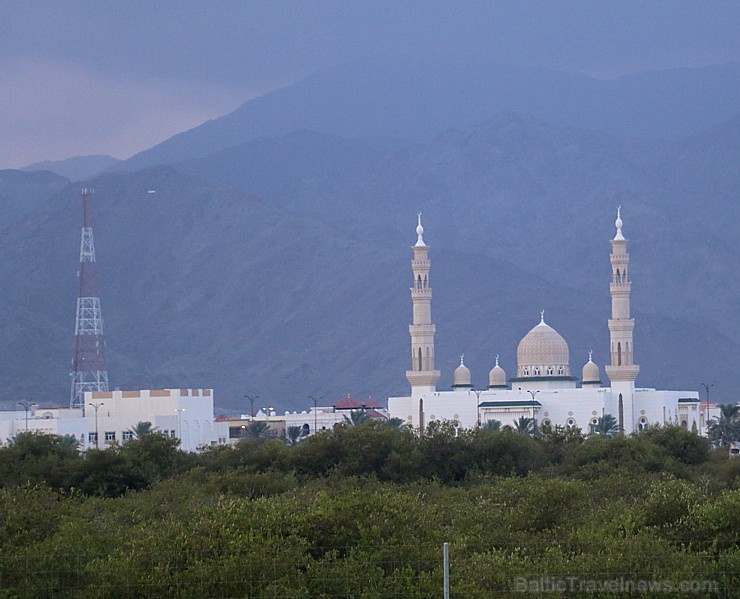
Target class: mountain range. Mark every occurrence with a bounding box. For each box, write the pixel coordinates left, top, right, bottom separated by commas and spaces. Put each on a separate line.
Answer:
2, 60, 739, 411
115, 59, 740, 171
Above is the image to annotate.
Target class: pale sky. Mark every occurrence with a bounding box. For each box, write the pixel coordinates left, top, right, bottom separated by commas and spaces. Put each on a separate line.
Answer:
2, 0, 740, 168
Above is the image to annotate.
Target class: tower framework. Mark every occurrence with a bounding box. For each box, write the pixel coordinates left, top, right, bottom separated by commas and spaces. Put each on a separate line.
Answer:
70, 188, 109, 409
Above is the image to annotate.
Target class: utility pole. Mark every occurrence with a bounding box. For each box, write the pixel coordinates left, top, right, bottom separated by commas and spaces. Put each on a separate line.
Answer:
309, 395, 323, 434
472, 389, 483, 427
18, 400, 37, 432
526, 389, 540, 433
244, 394, 259, 421
176, 408, 186, 447
88, 402, 104, 448
701, 382, 714, 435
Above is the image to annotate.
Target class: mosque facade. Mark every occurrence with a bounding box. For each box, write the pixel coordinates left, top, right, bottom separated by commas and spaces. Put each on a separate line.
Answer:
388, 211, 704, 435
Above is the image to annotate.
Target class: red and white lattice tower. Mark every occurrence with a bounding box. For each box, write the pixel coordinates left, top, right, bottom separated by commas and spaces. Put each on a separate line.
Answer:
70, 188, 109, 409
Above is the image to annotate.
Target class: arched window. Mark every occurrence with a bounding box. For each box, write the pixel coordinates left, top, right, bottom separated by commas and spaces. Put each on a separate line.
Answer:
566, 418, 576, 430
616, 268, 621, 283
638, 417, 648, 431
617, 342, 622, 366
302, 423, 310, 435
546, 366, 553, 376
557, 365, 564, 375
417, 348, 423, 371
425, 347, 431, 370
534, 366, 541, 376
524, 367, 530, 376
417, 275, 422, 289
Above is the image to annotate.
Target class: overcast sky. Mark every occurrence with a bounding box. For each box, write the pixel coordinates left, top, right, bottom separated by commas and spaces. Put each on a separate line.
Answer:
2, 1, 740, 168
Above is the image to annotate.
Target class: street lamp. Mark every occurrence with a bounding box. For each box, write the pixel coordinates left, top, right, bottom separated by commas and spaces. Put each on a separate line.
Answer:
18, 400, 38, 432
88, 402, 104, 449
309, 395, 323, 434
526, 390, 540, 432
175, 408, 186, 447
244, 394, 259, 421
701, 382, 714, 435
472, 389, 483, 428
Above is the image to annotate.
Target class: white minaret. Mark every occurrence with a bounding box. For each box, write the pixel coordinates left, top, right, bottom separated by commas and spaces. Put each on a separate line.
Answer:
406, 214, 441, 393
604, 207, 640, 432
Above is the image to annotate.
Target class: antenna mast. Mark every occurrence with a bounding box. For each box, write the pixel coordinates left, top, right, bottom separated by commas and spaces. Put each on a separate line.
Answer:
70, 188, 109, 409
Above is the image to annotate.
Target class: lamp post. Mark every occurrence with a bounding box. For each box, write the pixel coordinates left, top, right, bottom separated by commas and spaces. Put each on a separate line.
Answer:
526, 390, 539, 433
88, 402, 104, 448
472, 389, 483, 428
309, 395, 323, 434
244, 394, 259, 421
701, 382, 714, 435
18, 400, 37, 432
175, 408, 186, 448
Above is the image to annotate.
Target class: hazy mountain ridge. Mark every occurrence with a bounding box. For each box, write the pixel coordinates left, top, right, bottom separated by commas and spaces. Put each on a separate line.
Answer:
116, 59, 740, 172
0, 169, 69, 231
22, 155, 121, 181
174, 113, 740, 338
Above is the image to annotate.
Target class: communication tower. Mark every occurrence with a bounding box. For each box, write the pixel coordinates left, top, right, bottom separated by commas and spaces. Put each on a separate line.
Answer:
70, 188, 109, 409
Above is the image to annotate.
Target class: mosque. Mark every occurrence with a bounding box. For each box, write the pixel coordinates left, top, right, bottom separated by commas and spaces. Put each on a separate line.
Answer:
388, 209, 705, 435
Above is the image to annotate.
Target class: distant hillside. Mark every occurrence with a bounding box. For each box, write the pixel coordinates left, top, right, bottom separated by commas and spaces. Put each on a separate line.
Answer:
22, 155, 121, 181
0, 169, 69, 230
175, 114, 740, 344
117, 59, 740, 171
1, 115, 738, 410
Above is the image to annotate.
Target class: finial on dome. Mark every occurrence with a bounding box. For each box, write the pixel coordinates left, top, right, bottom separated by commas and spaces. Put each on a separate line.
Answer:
614, 206, 625, 240
495, 354, 500, 367
540, 310, 545, 324
459, 353, 465, 366
588, 349, 593, 362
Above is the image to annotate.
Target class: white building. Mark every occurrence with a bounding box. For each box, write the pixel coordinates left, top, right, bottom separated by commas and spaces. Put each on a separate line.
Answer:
221, 396, 388, 443
0, 389, 228, 452
0, 406, 87, 448
389, 211, 712, 435
84, 388, 227, 451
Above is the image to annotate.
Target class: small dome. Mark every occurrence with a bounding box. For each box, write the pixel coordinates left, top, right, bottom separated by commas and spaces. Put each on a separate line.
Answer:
453, 355, 472, 388
488, 355, 507, 388
516, 312, 570, 378
582, 352, 600, 385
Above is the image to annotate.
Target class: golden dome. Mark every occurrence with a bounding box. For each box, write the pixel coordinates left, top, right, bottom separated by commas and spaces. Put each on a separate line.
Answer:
516, 314, 570, 378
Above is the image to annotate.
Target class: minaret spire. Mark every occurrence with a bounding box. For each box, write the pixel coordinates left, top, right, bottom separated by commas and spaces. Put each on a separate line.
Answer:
605, 207, 639, 430
406, 214, 441, 392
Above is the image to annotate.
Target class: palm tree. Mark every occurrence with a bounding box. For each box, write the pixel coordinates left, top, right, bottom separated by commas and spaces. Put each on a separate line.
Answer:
285, 425, 303, 446
128, 421, 158, 439
707, 404, 740, 448
481, 419, 502, 432
59, 434, 80, 449
513, 416, 536, 436
343, 410, 370, 426
590, 414, 620, 437
243, 421, 274, 439
383, 417, 407, 429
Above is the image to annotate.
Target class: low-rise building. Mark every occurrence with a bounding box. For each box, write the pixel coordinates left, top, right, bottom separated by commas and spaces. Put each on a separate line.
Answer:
0, 389, 228, 452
